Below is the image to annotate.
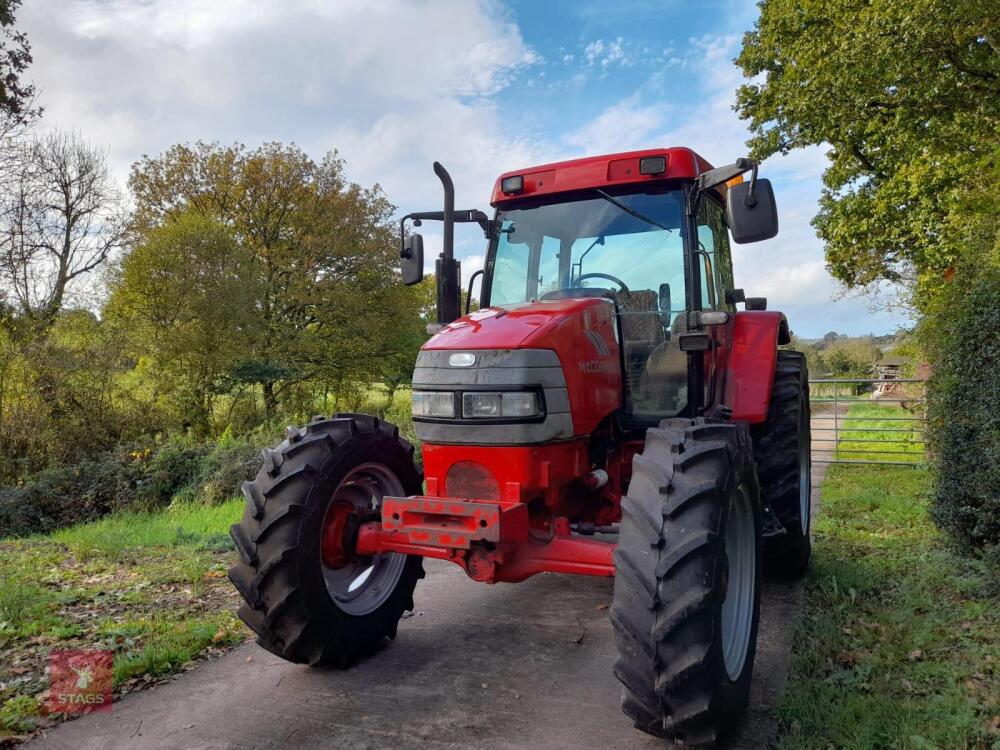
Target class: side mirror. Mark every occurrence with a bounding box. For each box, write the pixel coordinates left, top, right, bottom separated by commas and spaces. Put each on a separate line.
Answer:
658, 282, 671, 315
400, 234, 424, 286
726, 178, 778, 244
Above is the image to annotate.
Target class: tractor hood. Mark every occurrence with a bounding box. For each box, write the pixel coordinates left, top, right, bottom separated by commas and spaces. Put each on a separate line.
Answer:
423, 297, 613, 351
417, 296, 623, 440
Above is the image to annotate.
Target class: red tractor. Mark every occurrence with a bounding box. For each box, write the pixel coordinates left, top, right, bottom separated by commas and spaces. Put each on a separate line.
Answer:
229, 148, 811, 746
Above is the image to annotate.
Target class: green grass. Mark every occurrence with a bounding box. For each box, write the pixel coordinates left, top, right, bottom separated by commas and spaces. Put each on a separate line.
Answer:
834, 401, 926, 463
0, 499, 246, 743
48, 499, 242, 559
775, 465, 999, 750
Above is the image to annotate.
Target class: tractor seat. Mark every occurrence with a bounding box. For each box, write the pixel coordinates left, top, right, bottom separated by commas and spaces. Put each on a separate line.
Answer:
615, 289, 664, 400
637, 312, 689, 415
615, 289, 663, 345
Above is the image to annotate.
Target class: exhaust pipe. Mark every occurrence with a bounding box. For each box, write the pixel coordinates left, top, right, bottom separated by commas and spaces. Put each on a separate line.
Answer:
433, 162, 461, 326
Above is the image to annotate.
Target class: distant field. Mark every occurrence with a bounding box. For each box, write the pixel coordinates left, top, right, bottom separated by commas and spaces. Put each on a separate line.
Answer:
834, 402, 926, 464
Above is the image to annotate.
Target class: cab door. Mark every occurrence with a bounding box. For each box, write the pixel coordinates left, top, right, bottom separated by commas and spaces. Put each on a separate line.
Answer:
695, 197, 737, 411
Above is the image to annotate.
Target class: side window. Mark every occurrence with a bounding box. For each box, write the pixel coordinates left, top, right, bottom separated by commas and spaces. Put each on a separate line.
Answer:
490, 221, 530, 305
696, 222, 717, 309
537, 236, 561, 297
696, 199, 734, 311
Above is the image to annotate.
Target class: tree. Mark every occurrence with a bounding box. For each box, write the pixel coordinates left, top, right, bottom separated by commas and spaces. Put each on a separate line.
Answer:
128, 142, 428, 420
0, 0, 37, 123
736, 0, 1000, 299
736, 3, 1000, 559
0, 131, 128, 331
106, 212, 258, 435
820, 340, 882, 378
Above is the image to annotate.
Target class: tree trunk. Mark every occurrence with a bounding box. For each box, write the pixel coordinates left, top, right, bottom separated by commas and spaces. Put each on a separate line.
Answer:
263, 380, 277, 421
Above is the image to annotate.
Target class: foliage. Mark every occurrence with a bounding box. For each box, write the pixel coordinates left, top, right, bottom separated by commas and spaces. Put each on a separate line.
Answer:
736, 0, 1000, 294
776, 465, 999, 749
737, 1, 999, 559
0, 0, 35, 123
921, 258, 1000, 563
787, 333, 884, 377
105, 212, 258, 434
126, 142, 429, 421
0, 429, 268, 539
820, 339, 883, 378
0, 138, 430, 508
0, 310, 140, 481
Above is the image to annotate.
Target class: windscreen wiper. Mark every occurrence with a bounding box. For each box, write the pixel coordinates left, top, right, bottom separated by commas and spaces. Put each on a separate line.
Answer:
595, 189, 673, 233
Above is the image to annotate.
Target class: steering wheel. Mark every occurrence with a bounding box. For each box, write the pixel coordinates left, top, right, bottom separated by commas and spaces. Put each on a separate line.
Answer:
574, 272, 630, 294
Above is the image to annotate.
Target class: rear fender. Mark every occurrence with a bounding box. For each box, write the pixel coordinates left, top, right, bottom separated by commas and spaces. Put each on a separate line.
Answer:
724, 311, 790, 423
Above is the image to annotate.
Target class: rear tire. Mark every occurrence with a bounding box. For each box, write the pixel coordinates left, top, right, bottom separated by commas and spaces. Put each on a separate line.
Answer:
752, 350, 812, 577
611, 418, 762, 746
228, 414, 423, 667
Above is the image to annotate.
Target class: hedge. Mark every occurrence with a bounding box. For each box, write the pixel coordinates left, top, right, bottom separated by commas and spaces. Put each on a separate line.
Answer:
922, 261, 1000, 564
0, 430, 263, 538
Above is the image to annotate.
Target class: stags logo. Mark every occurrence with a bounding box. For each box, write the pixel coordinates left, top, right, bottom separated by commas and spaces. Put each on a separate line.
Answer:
47, 650, 113, 714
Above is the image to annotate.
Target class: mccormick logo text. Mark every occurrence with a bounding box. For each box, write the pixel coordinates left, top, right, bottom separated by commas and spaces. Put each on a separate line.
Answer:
47, 650, 113, 714
578, 359, 613, 375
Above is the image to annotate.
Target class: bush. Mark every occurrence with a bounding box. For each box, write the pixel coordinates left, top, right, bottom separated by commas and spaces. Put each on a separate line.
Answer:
922, 260, 1000, 564
173, 426, 265, 506
0, 427, 276, 539
0, 397, 424, 540
0, 452, 145, 537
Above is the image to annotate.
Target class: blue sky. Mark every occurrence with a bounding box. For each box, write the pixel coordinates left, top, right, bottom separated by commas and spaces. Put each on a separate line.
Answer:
22, 0, 908, 337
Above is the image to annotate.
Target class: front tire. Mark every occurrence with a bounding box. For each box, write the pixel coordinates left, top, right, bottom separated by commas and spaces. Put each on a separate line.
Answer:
228, 414, 423, 667
611, 419, 762, 746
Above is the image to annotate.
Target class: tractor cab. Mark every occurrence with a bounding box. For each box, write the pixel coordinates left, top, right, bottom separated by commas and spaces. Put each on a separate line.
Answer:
399, 148, 778, 430
485, 183, 710, 424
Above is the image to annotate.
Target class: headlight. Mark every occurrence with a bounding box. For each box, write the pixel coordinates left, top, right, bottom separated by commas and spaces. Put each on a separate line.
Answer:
462, 391, 541, 419
412, 391, 456, 418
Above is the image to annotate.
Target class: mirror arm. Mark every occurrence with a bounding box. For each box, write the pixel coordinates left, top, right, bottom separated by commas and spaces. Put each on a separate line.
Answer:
399, 210, 493, 246
744, 163, 759, 208
695, 157, 755, 192
689, 157, 756, 216
465, 269, 484, 315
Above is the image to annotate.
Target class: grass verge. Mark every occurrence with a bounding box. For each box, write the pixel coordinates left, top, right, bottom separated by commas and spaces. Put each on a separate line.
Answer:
0, 499, 246, 745
775, 464, 999, 749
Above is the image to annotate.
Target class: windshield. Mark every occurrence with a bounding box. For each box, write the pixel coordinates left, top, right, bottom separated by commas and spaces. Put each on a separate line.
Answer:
485, 188, 686, 313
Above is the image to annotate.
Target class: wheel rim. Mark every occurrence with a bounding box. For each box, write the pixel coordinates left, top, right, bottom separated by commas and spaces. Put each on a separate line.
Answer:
721, 484, 756, 680
798, 394, 811, 534
321, 463, 406, 616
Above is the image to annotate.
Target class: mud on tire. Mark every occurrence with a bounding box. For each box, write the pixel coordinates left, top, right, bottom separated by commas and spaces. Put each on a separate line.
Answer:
751, 350, 812, 577
611, 418, 762, 746
228, 414, 423, 667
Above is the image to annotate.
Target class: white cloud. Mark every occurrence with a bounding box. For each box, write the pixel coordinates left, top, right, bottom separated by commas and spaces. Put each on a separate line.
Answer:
563, 95, 665, 154
22, 0, 541, 202
22, 0, 556, 278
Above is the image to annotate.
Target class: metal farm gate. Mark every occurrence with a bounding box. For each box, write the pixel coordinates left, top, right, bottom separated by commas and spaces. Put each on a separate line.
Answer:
809, 378, 927, 466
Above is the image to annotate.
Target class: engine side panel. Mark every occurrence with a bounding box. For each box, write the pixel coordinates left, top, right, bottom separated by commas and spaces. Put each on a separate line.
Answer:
724, 310, 789, 423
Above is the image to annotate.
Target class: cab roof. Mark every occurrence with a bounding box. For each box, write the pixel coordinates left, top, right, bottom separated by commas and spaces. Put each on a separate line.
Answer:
490, 147, 715, 206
